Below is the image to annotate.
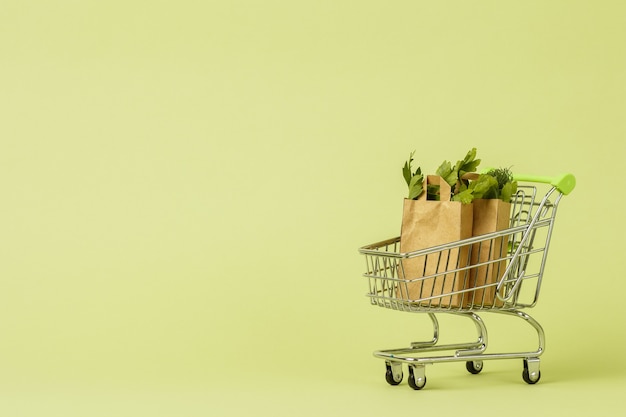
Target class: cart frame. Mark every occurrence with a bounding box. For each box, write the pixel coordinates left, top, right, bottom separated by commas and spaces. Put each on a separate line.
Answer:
359, 174, 575, 389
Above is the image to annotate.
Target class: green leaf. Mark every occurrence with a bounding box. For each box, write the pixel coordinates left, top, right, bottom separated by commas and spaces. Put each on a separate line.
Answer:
403, 151, 426, 199
456, 147, 481, 177
427, 184, 441, 200
500, 181, 518, 202
402, 161, 411, 186
471, 175, 499, 199
452, 189, 474, 204
408, 173, 424, 200
402, 151, 415, 186
487, 167, 514, 189
436, 160, 457, 187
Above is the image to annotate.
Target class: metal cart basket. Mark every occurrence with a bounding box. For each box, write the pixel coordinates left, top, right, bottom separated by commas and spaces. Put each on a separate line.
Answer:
358, 173, 575, 390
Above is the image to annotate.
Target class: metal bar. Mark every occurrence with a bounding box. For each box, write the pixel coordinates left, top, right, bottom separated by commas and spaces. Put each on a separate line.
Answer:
410, 313, 439, 347
374, 309, 544, 365
495, 187, 558, 301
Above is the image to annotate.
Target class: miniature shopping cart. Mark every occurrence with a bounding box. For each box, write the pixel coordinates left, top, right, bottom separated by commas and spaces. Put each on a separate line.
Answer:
358, 173, 575, 390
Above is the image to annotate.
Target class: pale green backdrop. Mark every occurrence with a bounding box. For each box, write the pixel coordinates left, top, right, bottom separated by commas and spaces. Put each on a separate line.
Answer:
1, 1, 624, 416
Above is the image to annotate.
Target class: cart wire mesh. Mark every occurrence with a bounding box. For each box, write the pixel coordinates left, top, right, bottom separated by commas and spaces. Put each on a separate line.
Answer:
359, 185, 562, 313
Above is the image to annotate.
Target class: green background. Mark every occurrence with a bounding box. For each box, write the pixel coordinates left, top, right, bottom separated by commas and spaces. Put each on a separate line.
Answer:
1, 1, 624, 415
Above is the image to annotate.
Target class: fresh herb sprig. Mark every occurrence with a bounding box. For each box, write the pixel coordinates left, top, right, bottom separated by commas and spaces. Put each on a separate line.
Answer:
403, 151, 424, 200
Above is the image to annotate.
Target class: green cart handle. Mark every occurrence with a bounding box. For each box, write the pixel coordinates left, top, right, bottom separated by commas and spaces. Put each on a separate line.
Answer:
512, 173, 576, 195
480, 169, 576, 195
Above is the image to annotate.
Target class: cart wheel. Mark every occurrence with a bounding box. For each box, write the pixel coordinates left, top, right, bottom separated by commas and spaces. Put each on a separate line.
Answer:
465, 360, 483, 375
522, 359, 541, 384
407, 366, 426, 390
385, 363, 403, 386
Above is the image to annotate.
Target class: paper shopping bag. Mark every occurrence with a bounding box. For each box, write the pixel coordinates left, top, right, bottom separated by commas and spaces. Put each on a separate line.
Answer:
398, 176, 473, 307
467, 199, 512, 307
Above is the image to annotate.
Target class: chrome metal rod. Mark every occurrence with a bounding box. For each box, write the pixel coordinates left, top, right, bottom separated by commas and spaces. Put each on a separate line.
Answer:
410, 313, 439, 348
455, 312, 487, 356
373, 310, 544, 365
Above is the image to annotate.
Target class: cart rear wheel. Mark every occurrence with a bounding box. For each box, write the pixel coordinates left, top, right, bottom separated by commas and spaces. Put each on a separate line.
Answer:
407, 366, 426, 390
465, 360, 483, 374
385, 364, 403, 385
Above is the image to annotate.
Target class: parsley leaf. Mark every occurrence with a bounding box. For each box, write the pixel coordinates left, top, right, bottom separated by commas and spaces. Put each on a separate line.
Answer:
403, 151, 424, 199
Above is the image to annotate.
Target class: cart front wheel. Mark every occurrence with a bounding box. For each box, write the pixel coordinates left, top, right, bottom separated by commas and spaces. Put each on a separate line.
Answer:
408, 366, 426, 390
522, 368, 541, 384
466, 360, 483, 374
522, 359, 541, 384
385, 363, 403, 386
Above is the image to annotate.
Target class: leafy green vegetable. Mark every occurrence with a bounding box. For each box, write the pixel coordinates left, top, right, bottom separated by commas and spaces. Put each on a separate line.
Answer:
485, 167, 517, 201
452, 167, 518, 203
435, 161, 457, 189
456, 148, 481, 178
500, 181, 517, 202
408, 170, 424, 199
452, 189, 474, 204
426, 184, 441, 201
402, 152, 415, 186
403, 151, 424, 199
402, 148, 516, 204
488, 167, 513, 189
435, 147, 481, 199
474, 175, 500, 199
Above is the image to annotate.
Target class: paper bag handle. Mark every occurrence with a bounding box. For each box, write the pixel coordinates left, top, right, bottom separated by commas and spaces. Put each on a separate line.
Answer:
418, 175, 452, 201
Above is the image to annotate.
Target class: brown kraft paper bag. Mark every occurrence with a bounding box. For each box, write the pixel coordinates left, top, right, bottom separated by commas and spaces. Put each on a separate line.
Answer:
468, 199, 511, 307
399, 176, 473, 307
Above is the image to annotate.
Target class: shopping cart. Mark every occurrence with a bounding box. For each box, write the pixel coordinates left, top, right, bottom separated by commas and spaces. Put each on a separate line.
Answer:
358, 173, 575, 390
